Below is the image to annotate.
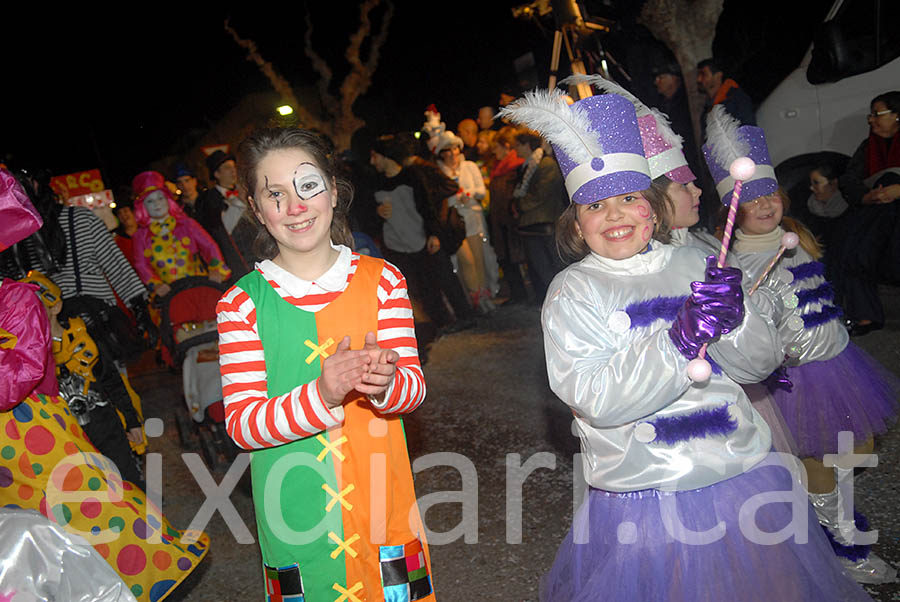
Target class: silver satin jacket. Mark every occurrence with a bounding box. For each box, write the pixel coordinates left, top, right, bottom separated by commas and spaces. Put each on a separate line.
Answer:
542, 243, 783, 492
735, 245, 848, 365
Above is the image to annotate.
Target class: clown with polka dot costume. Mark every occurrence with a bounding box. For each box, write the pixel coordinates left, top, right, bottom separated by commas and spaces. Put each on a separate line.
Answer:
131, 171, 230, 300
1, 168, 209, 602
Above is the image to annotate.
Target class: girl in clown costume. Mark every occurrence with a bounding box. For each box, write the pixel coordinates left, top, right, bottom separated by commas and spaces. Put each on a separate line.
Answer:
130, 171, 230, 300
216, 128, 434, 601
0, 168, 209, 602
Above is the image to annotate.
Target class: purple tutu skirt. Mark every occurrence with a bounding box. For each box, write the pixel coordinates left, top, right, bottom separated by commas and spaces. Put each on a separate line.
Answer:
541, 454, 872, 602
773, 343, 899, 458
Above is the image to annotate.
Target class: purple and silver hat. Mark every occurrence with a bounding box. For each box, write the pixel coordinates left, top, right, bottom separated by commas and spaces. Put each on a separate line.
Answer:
498, 88, 651, 204
563, 74, 695, 184
702, 106, 778, 206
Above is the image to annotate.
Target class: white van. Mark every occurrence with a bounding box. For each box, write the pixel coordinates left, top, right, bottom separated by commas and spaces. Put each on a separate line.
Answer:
757, 0, 900, 203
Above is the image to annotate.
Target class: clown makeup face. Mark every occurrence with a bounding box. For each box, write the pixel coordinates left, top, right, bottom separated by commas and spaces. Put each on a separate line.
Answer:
253, 149, 336, 258
737, 193, 783, 236
666, 180, 702, 228
575, 191, 657, 260
143, 190, 170, 220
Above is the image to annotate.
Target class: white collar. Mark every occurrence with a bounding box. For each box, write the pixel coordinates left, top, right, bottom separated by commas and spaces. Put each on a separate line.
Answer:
257, 243, 351, 297
583, 242, 673, 275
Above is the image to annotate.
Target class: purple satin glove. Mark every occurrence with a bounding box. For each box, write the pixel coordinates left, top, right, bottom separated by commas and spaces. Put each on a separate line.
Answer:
689, 280, 744, 334
704, 255, 742, 284
669, 296, 719, 358
669, 259, 746, 359
763, 365, 793, 393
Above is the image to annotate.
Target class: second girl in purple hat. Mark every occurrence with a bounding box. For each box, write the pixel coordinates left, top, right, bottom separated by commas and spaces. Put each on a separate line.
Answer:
500, 89, 872, 601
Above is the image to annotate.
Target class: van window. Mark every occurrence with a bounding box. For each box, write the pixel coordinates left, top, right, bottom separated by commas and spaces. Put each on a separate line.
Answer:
807, 0, 900, 84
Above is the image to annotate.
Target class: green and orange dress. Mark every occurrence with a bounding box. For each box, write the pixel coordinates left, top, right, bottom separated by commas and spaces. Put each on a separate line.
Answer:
216, 247, 434, 602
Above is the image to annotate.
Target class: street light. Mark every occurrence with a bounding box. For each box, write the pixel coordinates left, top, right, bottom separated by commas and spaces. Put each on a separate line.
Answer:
276, 105, 294, 116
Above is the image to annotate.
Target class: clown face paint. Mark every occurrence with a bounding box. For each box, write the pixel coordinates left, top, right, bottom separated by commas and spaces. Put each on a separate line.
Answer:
575, 191, 656, 260
293, 163, 328, 201
143, 190, 169, 219
254, 150, 336, 259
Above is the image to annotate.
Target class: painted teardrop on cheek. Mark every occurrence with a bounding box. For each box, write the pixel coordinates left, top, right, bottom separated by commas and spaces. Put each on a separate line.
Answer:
642, 225, 651, 241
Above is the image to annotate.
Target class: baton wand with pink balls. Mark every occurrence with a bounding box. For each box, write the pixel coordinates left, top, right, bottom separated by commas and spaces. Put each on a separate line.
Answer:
687, 107, 757, 383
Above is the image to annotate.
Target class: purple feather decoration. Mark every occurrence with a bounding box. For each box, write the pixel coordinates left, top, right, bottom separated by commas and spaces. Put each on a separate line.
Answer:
647, 403, 737, 445
802, 305, 844, 328
787, 261, 826, 283
625, 295, 688, 328
796, 282, 835, 309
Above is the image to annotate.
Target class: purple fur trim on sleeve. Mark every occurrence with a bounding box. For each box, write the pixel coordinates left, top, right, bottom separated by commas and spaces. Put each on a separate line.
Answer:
787, 261, 825, 283
626, 295, 689, 328
647, 403, 737, 445
822, 512, 871, 562
802, 304, 843, 328
796, 282, 835, 308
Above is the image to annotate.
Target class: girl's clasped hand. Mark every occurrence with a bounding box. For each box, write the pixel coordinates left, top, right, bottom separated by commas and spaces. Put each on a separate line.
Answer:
319, 332, 399, 408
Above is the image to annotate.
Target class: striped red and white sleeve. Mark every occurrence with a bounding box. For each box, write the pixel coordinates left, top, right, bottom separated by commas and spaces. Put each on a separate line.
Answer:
216, 284, 344, 450
370, 260, 426, 414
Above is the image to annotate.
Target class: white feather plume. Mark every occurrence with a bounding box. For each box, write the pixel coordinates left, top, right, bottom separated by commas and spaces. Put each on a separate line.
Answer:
562, 74, 685, 151
497, 88, 603, 163
561, 74, 652, 117
649, 108, 684, 150
705, 105, 749, 167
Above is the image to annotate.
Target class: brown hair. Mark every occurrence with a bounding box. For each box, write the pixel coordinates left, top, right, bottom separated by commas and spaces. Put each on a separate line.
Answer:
237, 127, 354, 260
555, 188, 669, 264
495, 125, 518, 148
638, 176, 674, 244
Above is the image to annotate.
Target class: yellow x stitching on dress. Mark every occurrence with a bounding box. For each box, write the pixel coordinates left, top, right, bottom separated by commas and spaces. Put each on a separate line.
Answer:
323, 483, 355, 512
316, 434, 347, 462
304, 337, 335, 364
328, 531, 361, 560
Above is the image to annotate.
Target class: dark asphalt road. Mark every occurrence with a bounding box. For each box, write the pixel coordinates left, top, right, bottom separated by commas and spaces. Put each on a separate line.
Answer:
132, 285, 900, 601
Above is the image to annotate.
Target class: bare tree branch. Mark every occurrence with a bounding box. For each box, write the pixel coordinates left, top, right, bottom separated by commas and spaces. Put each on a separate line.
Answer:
224, 19, 322, 130
304, 8, 336, 116
336, 0, 394, 144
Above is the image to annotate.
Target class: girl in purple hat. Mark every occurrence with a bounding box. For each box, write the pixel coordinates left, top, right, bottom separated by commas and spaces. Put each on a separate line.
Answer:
730, 184, 899, 584
501, 89, 873, 601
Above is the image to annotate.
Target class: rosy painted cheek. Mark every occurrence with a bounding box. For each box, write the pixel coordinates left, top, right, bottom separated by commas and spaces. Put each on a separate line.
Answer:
642, 225, 651, 241
636, 204, 650, 218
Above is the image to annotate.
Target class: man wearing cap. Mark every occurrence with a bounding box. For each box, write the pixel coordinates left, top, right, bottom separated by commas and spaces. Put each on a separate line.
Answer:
173, 163, 205, 221
652, 61, 699, 173
195, 150, 254, 280
696, 57, 756, 138
370, 133, 475, 337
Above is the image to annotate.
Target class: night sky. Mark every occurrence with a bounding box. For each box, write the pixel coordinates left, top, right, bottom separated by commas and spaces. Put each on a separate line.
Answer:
3, 1, 828, 189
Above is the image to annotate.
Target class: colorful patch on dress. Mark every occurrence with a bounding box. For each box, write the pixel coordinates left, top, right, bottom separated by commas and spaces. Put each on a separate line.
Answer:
380, 540, 432, 601
264, 562, 305, 602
